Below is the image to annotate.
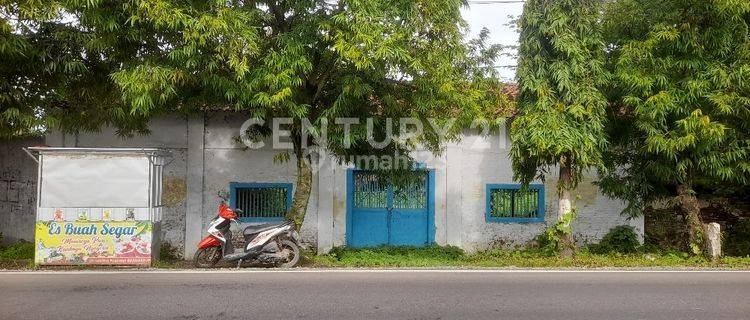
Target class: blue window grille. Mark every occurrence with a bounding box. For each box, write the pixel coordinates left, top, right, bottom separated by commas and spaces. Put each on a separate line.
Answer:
486, 184, 545, 223
229, 183, 293, 222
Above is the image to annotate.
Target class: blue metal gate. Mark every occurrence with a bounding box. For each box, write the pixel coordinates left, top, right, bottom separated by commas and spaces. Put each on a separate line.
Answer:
347, 170, 434, 247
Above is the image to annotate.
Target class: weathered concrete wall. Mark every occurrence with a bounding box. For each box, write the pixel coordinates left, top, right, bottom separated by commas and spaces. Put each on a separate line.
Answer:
184, 115, 204, 259
28, 114, 643, 256
443, 130, 642, 252
0, 138, 42, 244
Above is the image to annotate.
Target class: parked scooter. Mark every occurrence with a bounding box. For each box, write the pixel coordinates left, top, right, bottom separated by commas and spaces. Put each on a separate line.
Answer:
193, 201, 301, 268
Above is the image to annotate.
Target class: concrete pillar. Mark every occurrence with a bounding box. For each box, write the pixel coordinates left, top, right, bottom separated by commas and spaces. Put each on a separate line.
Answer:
184, 115, 205, 259
432, 155, 448, 245
331, 165, 347, 246
316, 151, 334, 253
704, 222, 721, 260
630, 214, 646, 243
445, 145, 462, 247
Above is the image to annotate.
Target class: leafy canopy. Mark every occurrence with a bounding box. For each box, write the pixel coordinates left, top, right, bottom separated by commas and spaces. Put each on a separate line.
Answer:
1, 0, 509, 155
510, 0, 609, 188
599, 0, 750, 215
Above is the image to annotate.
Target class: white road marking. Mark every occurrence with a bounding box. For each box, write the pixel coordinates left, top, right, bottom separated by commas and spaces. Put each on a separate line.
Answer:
1, 268, 749, 275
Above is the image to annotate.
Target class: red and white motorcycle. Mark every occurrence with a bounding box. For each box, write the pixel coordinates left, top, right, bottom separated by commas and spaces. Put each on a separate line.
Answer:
193, 202, 301, 268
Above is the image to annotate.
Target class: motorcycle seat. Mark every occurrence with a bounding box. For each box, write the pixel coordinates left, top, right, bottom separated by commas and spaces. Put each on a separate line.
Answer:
243, 222, 286, 235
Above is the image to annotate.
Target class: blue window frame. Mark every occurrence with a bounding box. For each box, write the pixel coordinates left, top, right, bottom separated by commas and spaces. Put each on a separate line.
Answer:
229, 182, 293, 222
486, 184, 545, 223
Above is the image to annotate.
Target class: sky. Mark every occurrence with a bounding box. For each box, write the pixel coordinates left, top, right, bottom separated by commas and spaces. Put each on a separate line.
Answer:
461, 1, 525, 82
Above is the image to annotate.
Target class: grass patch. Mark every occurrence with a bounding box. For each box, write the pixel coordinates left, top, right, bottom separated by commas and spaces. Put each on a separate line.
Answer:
0, 241, 35, 270
3, 243, 750, 270
152, 259, 193, 269
307, 246, 467, 268
305, 246, 750, 269
0, 259, 34, 269
0, 242, 34, 260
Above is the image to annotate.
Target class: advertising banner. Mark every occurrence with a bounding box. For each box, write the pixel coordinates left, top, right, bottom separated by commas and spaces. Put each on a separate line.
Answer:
35, 220, 153, 266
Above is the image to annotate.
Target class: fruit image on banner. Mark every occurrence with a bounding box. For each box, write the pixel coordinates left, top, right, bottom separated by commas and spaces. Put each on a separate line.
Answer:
35, 220, 153, 266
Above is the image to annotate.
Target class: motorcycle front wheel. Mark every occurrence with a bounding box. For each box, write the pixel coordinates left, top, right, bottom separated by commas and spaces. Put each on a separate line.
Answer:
276, 239, 301, 268
194, 246, 222, 268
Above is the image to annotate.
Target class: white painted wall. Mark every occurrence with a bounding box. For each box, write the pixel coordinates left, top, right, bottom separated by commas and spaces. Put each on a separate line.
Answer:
315, 127, 641, 253
40, 113, 643, 256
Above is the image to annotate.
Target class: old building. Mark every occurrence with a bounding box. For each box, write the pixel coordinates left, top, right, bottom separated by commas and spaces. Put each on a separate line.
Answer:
0, 112, 642, 258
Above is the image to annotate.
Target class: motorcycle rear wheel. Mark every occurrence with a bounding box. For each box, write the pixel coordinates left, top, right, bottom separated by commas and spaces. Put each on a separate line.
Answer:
276, 239, 301, 268
194, 246, 222, 268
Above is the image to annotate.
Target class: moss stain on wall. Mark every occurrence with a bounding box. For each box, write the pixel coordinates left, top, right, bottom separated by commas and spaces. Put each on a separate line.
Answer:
162, 177, 187, 207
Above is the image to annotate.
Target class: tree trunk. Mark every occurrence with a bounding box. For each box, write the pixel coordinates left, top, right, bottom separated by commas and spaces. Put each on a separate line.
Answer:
287, 155, 312, 230
558, 161, 575, 258
677, 183, 703, 256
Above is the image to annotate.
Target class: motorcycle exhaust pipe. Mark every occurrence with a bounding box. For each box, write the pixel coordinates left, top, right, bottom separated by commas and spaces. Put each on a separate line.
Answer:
224, 249, 258, 262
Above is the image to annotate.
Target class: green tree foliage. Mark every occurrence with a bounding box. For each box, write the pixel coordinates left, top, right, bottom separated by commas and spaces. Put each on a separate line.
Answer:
511, 0, 609, 256
1, 1, 509, 228
600, 0, 750, 254
0, 0, 186, 137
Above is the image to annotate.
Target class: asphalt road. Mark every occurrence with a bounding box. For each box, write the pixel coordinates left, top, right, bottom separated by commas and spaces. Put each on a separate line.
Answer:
1, 270, 749, 320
